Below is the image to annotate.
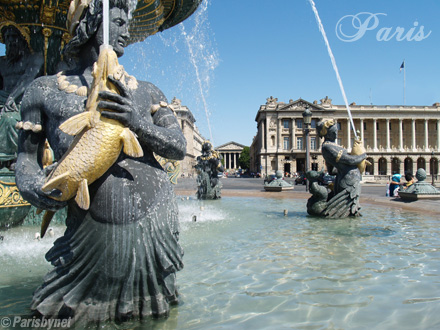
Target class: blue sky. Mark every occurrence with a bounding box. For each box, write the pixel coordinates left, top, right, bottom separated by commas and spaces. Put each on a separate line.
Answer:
123, 0, 439, 147
2, 0, 439, 148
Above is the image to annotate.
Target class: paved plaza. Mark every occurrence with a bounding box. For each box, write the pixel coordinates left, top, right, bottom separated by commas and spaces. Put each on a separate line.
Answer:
174, 177, 440, 216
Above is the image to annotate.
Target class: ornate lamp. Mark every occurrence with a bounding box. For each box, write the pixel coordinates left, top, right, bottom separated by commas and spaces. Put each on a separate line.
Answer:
302, 106, 312, 191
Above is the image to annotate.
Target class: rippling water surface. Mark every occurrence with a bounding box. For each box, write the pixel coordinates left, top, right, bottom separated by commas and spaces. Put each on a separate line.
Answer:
1, 197, 439, 329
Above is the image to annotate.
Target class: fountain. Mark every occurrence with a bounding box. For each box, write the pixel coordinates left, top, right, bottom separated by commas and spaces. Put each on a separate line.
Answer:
1, 1, 440, 329
264, 170, 294, 192
2, 197, 440, 329
2, 0, 202, 325
398, 168, 440, 201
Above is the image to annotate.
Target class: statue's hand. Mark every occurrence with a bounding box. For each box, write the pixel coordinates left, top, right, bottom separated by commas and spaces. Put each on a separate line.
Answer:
98, 75, 142, 132
5, 96, 18, 112
19, 168, 66, 212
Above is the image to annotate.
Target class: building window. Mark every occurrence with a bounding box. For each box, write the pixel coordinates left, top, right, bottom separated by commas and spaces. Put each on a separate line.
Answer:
376, 122, 379, 130
283, 137, 289, 150
271, 136, 275, 147
297, 137, 303, 150
389, 122, 392, 130
337, 122, 342, 130
363, 122, 367, 130
311, 137, 316, 150
297, 119, 303, 128
283, 119, 290, 129
311, 119, 316, 128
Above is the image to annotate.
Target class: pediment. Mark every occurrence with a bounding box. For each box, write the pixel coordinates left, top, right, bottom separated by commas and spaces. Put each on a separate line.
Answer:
277, 98, 325, 112
216, 141, 246, 151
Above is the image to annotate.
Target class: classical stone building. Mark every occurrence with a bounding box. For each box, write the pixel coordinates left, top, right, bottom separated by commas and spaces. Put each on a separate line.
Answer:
172, 97, 205, 177
215, 142, 246, 170
250, 96, 440, 181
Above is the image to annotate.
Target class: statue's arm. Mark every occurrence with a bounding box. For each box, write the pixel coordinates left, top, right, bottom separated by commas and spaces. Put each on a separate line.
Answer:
99, 79, 186, 160
323, 144, 365, 167
7, 53, 44, 104
338, 150, 366, 166
15, 82, 66, 211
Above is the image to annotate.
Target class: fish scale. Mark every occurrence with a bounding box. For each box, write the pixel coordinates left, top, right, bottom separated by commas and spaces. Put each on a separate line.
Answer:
39, 46, 143, 237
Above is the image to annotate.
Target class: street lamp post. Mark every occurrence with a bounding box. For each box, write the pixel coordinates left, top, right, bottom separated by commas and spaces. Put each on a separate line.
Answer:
302, 106, 312, 192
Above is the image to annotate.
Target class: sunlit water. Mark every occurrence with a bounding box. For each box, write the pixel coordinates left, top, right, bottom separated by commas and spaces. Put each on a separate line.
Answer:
1, 197, 439, 329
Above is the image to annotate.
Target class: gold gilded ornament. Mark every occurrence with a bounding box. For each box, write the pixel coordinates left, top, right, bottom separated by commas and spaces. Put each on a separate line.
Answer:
351, 131, 371, 174
40, 46, 143, 237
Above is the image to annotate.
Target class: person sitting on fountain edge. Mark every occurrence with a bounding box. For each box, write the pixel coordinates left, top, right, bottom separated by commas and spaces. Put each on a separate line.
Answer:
16, 0, 186, 323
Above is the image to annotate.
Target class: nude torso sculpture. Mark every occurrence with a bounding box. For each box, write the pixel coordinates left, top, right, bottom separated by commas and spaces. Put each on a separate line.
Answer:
16, 1, 186, 322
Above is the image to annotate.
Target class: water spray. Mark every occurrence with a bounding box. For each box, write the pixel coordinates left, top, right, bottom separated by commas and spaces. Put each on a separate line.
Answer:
307, 0, 358, 139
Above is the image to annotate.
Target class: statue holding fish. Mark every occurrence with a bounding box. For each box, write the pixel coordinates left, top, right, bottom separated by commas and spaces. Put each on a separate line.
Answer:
15, 0, 200, 323
306, 119, 367, 218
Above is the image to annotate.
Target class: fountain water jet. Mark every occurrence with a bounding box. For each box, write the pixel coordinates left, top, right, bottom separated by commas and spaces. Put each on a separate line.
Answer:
308, 0, 357, 138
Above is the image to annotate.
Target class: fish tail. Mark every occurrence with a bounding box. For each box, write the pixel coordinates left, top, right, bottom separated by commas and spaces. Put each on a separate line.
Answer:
41, 210, 56, 238
42, 171, 70, 192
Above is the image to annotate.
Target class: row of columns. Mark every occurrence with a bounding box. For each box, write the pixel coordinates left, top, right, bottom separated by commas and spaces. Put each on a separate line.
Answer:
353, 118, 440, 151
220, 152, 240, 169
264, 117, 440, 153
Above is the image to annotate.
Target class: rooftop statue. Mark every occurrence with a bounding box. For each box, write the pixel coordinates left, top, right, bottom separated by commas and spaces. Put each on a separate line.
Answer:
16, 0, 188, 323
0, 22, 43, 170
306, 119, 367, 218
195, 141, 224, 199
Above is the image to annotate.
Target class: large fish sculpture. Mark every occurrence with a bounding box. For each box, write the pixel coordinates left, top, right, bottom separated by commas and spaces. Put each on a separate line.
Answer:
350, 130, 371, 173
40, 46, 143, 237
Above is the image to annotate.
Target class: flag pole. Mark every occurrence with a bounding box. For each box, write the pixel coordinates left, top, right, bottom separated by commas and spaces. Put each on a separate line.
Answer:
404, 61, 406, 105
400, 59, 406, 105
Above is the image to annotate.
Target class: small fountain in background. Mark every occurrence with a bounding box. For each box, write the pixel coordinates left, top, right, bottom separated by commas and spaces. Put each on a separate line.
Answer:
264, 170, 294, 192
195, 141, 224, 199
398, 168, 440, 200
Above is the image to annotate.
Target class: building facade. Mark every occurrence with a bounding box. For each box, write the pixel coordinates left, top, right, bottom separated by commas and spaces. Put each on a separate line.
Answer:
216, 142, 246, 171
250, 96, 440, 181
172, 97, 205, 177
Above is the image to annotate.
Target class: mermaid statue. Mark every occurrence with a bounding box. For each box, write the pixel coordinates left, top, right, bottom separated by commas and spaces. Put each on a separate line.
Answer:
306, 119, 367, 218
16, 0, 187, 323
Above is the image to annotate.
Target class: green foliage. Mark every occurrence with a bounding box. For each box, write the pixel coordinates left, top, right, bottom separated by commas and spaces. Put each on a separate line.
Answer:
238, 146, 250, 170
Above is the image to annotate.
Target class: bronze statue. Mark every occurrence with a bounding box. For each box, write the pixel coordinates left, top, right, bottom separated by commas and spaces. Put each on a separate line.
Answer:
306, 119, 366, 218
195, 141, 224, 199
16, 0, 186, 323
0, 22, 43, 170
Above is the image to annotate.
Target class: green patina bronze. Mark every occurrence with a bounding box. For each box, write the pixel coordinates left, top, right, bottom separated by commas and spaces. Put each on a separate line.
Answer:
264, 170, 294, 192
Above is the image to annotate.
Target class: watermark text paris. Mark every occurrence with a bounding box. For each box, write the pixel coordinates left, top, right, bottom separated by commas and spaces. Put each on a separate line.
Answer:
335, 12, 431, 42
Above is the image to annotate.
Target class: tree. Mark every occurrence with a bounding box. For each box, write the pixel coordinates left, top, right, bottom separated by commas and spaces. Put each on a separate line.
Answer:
238, 146, 250, 170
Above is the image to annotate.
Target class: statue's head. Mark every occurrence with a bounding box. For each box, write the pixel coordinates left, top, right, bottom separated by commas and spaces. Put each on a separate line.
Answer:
317, 119, 337, 141
0, 22, 31, 61
202, 142, 212, 154
64, 0, 135, 58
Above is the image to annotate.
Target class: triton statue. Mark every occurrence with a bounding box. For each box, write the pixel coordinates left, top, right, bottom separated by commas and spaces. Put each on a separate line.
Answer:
0, 22, 43, 170
195, 141, 224, 199
306, 119, 366, 218
16, 0, 186, 323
